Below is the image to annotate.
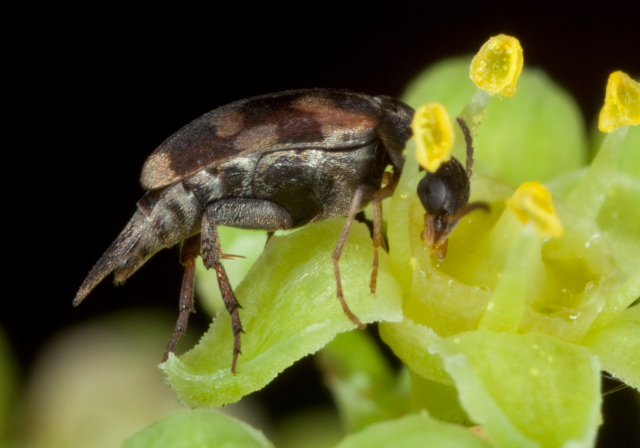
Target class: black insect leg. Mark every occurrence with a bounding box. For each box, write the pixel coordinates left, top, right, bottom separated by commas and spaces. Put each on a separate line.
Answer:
162, 234, 200, 362
333, 187, 367, 330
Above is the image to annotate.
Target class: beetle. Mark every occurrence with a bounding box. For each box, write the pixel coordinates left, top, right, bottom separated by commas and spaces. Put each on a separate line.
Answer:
74, 89, 414, 373
74, 89, 485, 373
418, 117, 489, 260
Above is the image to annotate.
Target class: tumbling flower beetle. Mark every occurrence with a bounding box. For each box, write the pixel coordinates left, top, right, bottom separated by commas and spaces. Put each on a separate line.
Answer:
75, 89, 413, 373
74, 89, 484, 372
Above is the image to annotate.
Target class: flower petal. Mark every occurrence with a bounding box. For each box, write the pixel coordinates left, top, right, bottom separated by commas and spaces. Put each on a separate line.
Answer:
123, 410, 274, 448
334, 412, 492, 448
583, 304, 640, 390
432, 331, 602, 448
163, 220, 403, 407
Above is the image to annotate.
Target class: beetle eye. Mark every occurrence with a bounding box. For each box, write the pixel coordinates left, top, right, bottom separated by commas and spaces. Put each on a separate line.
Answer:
417, 157, 471, 217
417, 174, 446, 214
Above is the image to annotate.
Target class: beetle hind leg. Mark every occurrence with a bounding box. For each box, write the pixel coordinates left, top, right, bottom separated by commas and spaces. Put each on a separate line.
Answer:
201, 219, 244, 374
162, 234, 200, 362
333, 187, 367, 330
201, 198, 296, 373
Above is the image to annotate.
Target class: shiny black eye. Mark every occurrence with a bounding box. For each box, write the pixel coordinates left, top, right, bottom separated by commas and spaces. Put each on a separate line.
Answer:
417, 157, 470, 218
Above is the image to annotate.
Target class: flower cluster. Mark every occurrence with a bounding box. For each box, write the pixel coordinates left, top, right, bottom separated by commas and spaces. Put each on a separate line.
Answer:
148, 35, 638, 446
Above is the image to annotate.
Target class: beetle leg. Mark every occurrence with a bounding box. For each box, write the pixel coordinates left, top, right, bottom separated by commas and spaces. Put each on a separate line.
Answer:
201, 199, 295, 373
369, 174, 397, 294
333, 187, 367, 330
200, 217, 244, 374
265, 231, 275, 247
162, 234, 201, 362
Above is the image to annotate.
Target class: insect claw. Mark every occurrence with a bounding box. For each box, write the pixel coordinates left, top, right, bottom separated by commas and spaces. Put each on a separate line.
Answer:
221, 253, 246, 260
369, 264, 379, 294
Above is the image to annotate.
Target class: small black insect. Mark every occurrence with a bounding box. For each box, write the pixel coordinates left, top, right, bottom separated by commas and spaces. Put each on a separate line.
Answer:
417, 118, 489, 260
75, 89, 414, 373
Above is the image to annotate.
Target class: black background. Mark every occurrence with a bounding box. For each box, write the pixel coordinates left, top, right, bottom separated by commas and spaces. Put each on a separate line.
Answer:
7, 2, 640, 446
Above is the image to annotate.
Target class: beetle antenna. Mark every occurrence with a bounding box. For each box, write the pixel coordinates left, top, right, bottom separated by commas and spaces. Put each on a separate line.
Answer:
456, 117, 475, 178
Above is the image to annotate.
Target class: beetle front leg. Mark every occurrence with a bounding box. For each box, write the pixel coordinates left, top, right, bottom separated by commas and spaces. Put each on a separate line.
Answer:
333, 187, 367, 330
162, 234, 201, 362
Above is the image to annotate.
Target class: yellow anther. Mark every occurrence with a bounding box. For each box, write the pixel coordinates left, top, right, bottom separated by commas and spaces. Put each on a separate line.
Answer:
470, 34, 524, 97
598, 71, 640, 132
412, 103, 454, 172
506, 182, 563, 237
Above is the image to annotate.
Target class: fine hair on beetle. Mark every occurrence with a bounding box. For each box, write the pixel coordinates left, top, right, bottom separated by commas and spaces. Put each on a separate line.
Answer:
74, 89, 486, 373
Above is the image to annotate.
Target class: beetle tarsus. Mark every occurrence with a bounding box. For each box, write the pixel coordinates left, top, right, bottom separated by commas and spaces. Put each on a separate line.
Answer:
332, 187, 367, 330
161, 235, 201, 363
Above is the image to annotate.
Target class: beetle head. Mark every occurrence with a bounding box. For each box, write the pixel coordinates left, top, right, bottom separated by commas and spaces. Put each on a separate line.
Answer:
417, 157, 469, 260
417, 157, 489, 260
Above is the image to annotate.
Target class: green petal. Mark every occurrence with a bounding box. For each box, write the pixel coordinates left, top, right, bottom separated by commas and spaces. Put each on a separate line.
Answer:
583, 304, 640, 390
403, 58, 587, 187
402, 58, 478, 118
379, 318, 452, 386
122, 409, 273, 448
408, 373, 470, 425
433, 331, 602, 448
334, 412, 492, 448
317, 330, 410, 433
548, 168, 640, 281
164, 220, 403, 407
593, 127, 640, 278
597, 172, 640, 279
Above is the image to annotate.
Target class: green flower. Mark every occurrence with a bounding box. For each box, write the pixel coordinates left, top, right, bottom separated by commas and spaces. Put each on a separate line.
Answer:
157, 35, 638, 447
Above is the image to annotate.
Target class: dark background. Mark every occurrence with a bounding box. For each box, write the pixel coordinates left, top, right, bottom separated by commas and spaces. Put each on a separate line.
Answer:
7, 2, 640, 446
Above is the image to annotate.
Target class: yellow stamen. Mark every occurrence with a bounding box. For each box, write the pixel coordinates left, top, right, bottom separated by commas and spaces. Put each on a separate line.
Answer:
507, 182, 563, 237
470, 34, 523, 97
598, 71, 640, 132
412, 103, 454, 172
